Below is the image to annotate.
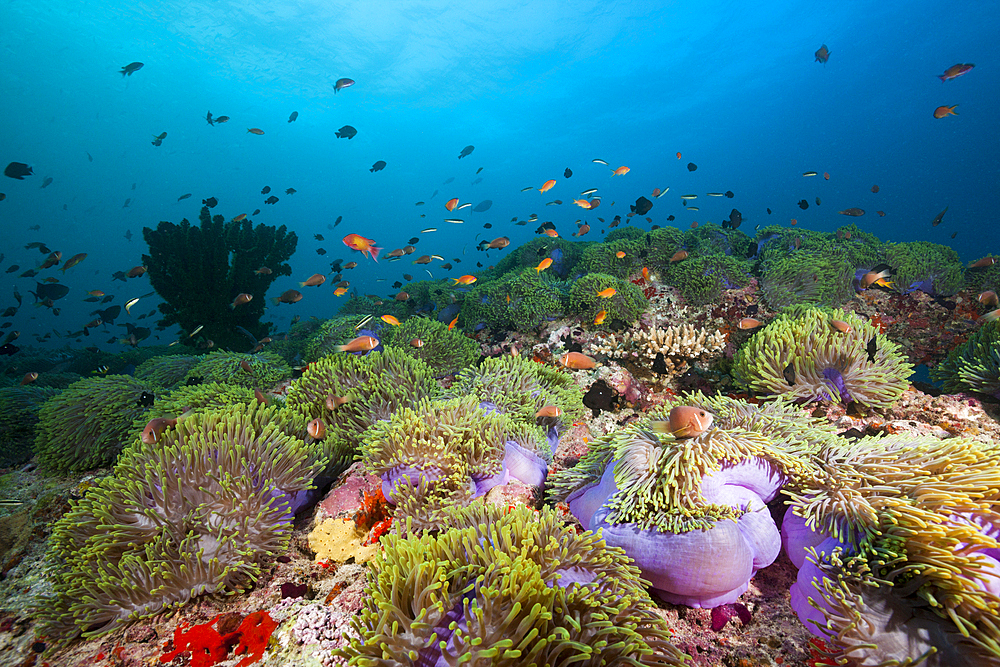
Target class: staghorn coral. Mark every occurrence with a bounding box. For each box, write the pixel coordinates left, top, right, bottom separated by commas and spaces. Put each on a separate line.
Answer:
133, 354, 200, 388
335, 503, 689, 666
183, 350, 291, 389
930, 320, 1000, 397
284, 348, 440, 476
548, 393, 827, 608
361, 396, 546, 526
759, 250, 856, 309
142, 206, 297, 351
35, 402, 322, 641
34, 375, 158, 472
733, 306, 913, 409
385, 317, 479, 377
0, 385, 60, 467
568, 272, 647, 325
883, 240, 965, 297
782, 434, 1000, 666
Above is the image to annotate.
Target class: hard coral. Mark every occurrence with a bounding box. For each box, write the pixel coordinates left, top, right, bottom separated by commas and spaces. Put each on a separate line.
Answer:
733, 306, 913, 409
143, 206, 296, 351
36, 403, 321, 640
34, 375, 158, 472
336, 504, 689, 666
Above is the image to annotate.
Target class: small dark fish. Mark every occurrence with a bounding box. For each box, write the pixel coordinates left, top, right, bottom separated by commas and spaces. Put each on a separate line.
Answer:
87, 152, 93, 162
316, 248, 327, 255
124, 230, 133, 241
931, 206, 948, 227
206, 110, 214, 125
630, 196, 653, 216
0, 343, 19, 356
136, 391, 155, 407
253, 209, 261, 216
261, 186, 271, 194
687, 162, 697, 172
120, 62, 144, 76
814, 44, 830, 64
798, 199, 809, 210
483, 223, 492, 229
177, 193, 192, 201
215, 115, 229, 123
815, 197, 821, 206
746, 304, 759, 316
20, 269, 38, 278
5, 265, 17, 273
443, 177, 455, 184
476, 167, 483, 174
767, 208, 772, 214
202, 197, 218, 208
334, 77, 355, 92
838, 208, 865, 217
123, 198, 131, 208
471, 177, 483, 185
288, 111, 298, 123
131, 182, 136, 190
564, 167, 573, 178
265, 196, 279, 205
335, 125, 357, 139
370, 160, 386, 172
782, 363, 796, 385
476, 262, 483, 268
40, 176, 53, 189
334, 215, 342, 227
403, 274, 413, 281
458, 145, 475, 159
314, 234, 324, 241
473, 200, 493, 212
0, 193, 5, 201
408, 237, 420, 244
4, 162, 33, 179
666, 215, 675, 221
866, 337, 877, 363
725, 191, 734, 198
722, 208, 743, 230
951, 231, 957, 239
285, 188, 296, 195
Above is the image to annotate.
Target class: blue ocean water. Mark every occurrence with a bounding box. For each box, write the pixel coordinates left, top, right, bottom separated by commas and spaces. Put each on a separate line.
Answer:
0, 0, 996, 348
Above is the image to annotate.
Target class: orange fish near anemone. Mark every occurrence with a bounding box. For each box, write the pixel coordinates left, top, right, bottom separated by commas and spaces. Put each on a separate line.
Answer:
539, 179, 557, 193
652, 406, 714, 438
342, 233, 382, 262
445, 198, 459, 212
559, 352, 596, 370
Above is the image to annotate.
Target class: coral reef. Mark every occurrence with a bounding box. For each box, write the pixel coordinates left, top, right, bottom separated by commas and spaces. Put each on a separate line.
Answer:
733, 306, 913, 409
36, 403, 321, 640
336, 503, 689, 666
142, 206, 297, 351
303, 316, 370, 363
783, 433, 1000, 666
930, 320, 1000, 397
183, 350, 291, 389
385, 316, 479, 377
34, 375, 158, 472
492, 236, 583, 279
461, 268, 568, 333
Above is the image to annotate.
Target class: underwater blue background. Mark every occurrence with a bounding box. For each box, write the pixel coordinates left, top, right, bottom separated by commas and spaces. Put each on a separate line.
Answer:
1, 0, 996, 347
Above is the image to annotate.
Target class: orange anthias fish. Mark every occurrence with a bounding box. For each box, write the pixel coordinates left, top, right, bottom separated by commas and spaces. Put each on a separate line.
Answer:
342, 233, 382, 262
452, 275, 477, 285
593, 310, 607, 325
676, 152, 682, 159
814, 44, 830, 64
539, 179, 557, 193
448, 316, 459, 330
535, 258, 553, 273
380, 314, 401, 326
938, 63, 974, 82
338, 335, 378, 353
572, 199, 592, 209
333, 287, 348, 296
543, 229, 559, 238
615, 251, 626, 259
933, 105, 958, 119
641, 267, 650, 281
247, 128, 265, 135
559, 351, 596, 369
611, 166, 630, 176
596, 287, 616, 298
445, 198, 459, 211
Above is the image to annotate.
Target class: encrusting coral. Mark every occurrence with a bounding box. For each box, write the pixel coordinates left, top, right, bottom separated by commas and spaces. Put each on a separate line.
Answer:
549, 393, 829, 608
733, 306, 913, 409
782, 433, 1000, 667
930, 320, 1000, 397
335, 503, 690, 666
34, 375, 159, 472
35, 402, 321, 641
142, 206, 297, 351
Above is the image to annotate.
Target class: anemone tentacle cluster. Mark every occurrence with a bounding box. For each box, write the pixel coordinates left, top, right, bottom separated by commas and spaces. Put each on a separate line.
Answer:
549, 393, 828, 608
930, 320, 1000, 397
336, 504, 689, 666
733, 306, 912, 408
36, 402, 321, 640
385, 316, 479, 377
783, 433, 1000, 667
133, 354, 200, 388
182, 350, 291, 388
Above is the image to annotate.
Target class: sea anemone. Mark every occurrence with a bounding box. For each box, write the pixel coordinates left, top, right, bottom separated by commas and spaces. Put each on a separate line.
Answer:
732, 306, 913, 409
883, 240, 965, 297
133, 354, 200, 388
461, 268, 568, 333
36, 402, 321, 640
930, 320, 1000, 397
335, 503, 689, 666
661, 254, 752, 306
183, 350, 291, 388
385, 317, 479, 377
759, 251, 856, 309
782, 433, 1000, 666
0, 385, 60, 467
302, 316, 372, 362
568, 272, 647, 325
548, 394, 825, 608
34, 375, 159, 472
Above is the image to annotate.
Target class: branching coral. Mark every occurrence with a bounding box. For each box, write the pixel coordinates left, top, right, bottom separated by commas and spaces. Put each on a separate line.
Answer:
548, 393, 827, 608
36, 403, 321, 640
34, 375, 159, 472
284, 348, 440, 476
591, 323, 725, 363
133, 354, 200, 389
883, 240, 965, 297
568, 272, 647, 325
183, 350, 291, 389
782, 434, 1000, 666
142, 207, 297, 351
336, 503, 689, 666
0, 385, 60, 467
930, 320, 1000, 397
385, 317, 480, 377
733, 306, 913, 408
